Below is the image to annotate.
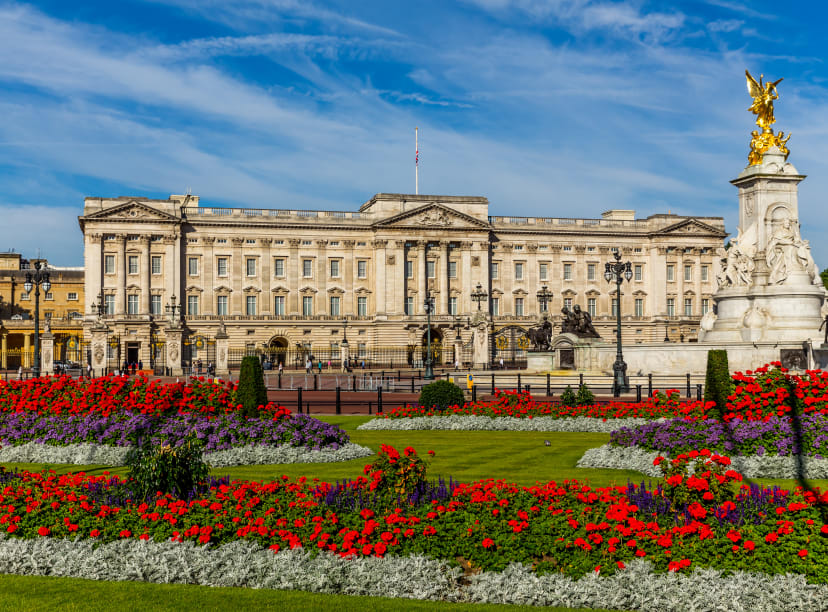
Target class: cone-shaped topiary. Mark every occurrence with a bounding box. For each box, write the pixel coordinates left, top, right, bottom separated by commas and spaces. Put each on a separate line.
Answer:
575, 384, 595, 406
560, 385, 576, 407
704, 349, 732, 413
237, 355, 267, 418
418, 379, 465, 412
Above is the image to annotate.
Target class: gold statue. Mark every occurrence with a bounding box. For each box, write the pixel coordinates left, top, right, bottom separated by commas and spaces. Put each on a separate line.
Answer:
745, 70, 791, 165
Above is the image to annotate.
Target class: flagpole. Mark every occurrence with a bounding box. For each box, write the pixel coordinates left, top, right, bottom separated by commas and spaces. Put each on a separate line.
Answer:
415, 127, 419, 195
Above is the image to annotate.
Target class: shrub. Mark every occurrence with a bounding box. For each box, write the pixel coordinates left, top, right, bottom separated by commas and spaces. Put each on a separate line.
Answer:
237, 356, 267, 418
575, 384, 594, 407
125, 436, 209, 500
654, 449, 741, 516
704, 350, 732, 413
362, 444, 432, 500
560, 385, 576, 407
418, 380, 465, 412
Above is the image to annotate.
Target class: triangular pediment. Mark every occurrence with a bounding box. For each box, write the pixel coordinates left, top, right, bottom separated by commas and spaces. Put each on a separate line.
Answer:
655, 219, 726, 237
373, 203, 491, 229
83, 201, 178, 223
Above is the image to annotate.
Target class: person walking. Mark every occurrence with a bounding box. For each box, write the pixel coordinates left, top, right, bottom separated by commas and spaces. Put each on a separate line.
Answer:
278, 362, 283, 375
499, 357, 504, 370
454, 358, 460, 371
17, 365, 22, 381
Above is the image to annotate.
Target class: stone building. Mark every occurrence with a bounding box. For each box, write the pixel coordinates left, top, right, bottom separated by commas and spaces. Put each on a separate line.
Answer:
0, 252, 85, 369
78, 193, 726, 373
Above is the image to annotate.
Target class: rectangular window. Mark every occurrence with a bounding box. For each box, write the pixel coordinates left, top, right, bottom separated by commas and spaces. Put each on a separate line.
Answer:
634, 264, 642, 281
273, 295, 285, 316
330, 259, 340, 277
563, 263, 572, 281
273, 258, 285, 277
449, 296, 458, 315
246, 258, 256, 277
150, 295, 161, 315
667, 298, 675, 317
127, 295, 138, 314
187, 295, 199, 315
587, 264, 595, 282
515, 297, 524, 316
302, 296, 313, 316
612, 298, 618, 317
405, 296, 414, 315
358, 296, 367, 316
588, 297, 596, 317
426, 260, 435, 278
246, 295, 257, 316
684, 298, 692, 317
702, 298, 710, 315
44, 292, 54, 301
329, 296, 340, 316
217, 295, 228, 315
684, 265, 692, 281
151, 255, 161, 275
448, 261, 457, 279
217, 257, 228, 277
20, 292, 29, 300
358, 343, 367, 359
667, 265, 675, 282
104, 294, 115, 314
188, 257, 198, 276
563, 297, 572, 310
539, 263, 548, 281
303, 259, 313, 278
701, 265, 709, 282
491, 297, 499, 316
104, 255, 115, 274
405, 261, 413, 278
128, 255, 138, 275
491, 262, 499, 279
635, 298, 644, 317
514, 262, 524, 281
357, 260, 367, 278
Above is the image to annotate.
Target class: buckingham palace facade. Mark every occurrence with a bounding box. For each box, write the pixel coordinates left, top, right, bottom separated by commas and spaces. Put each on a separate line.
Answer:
79, 193, 726, 371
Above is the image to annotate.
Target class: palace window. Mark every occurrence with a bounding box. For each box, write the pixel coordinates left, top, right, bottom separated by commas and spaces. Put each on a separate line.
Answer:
405, 296, 414, 315
128, 255, 139, 275
188, 257, 198, 276
358, 296, 368, 316
491, 297, 499, 316
449, 296, 458, 315
701, 265, 709, 282
667, 298, 675, 317
273, 295, 285, 315
702, 298, 710, 315
302, 259, 313, 278
246, 295, 257, 316
217, 257, 228, 277
104, 255, 115, 274
448, 261, 457, 279
563, 263, 572, 281
273, 258, 285, 277
540, 263, 548, 281
684, 298, 692, 317
127, 295, 139, 315
405, 260, 413, 278
634, 264, 643, 281
330, 260, 340, 278
217, 295, 228, 315
611, 298, 618, 317
588, 298, 596, 317
587, 264, 595, 281
151, 255, 161, 275
563, 297, 572, 310
514, 262, 524, 281
68, 292, 78, 301
491, 262, 499, 279
104, 294, 115, 314
187, 295, 199, 316
684, 265, 692, 281
515, 297, 524, 316
150, 295, 161, 315
302, 296, 313, 316
667, 265, 675, 282
358, 260, 368, 278
635, 298, 644, 317
329, 296, 340, 316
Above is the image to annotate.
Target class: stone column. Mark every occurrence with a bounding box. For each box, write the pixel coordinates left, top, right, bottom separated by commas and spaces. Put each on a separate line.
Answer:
260, 238, 271, 314
343, 240, 355, 316
419, 240, 428, 313
374, 239, 387, 317
41, 329, 54, 375
203, 237, 215, 315
460, 242, 473, 315
215, 324, 229, 377
341, 340, 350, 371
85, 233, 103, 316
165, 326, 184, 376
0, 333, 6, 370
528, 244, 539, 313
288, 238, 300, 314
90, 324, 108, 376
453, 335, 464, 367
317, 240, 328, 315
394, 240, 406, 315
231, 238, 244, 315
163, 235, 177, 307
23, 332, 31, 368
439, 241, 450, 314
140, 235, 151, 314
116, 234, 127, 315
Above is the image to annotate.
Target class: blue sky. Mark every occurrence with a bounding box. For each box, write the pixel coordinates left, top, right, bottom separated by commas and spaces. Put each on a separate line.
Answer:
0, 0, 826, 267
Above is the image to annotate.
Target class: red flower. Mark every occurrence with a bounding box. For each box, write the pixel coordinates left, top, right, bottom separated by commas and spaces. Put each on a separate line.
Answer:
481, 538, 495, 548
765, 532, 778, 543
37, 527, 50, 536
743, 540, 755, 551
798, 549, 808, 557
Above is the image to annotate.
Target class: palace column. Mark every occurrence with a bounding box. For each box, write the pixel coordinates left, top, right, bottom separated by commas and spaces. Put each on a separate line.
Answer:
163, 235, 177, 307
231, 238, 244, 314
85, 233, 103, 315
439, 241, 450, 314
528, 244, 539, 312
23, 333, 31, 368
288, 239, 300, 314
1, 332, 7, 369
115, 234, 127, 315
461, 242, 472, 315
393, 240, 406, 315
202, 237, 215, 315
140, 234, 151, 314
343, 240, 355, 316
317, 240, 328, 315
374, 239, 387, 317
260, 238, 272, 315
419, 240, 428, 313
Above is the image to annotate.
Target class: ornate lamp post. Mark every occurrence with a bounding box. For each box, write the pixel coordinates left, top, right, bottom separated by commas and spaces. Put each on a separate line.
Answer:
23, 261, 51, 377
341, 319, 349, 346
536, 284, 553, 314
90, 291, 106, 319
604, 251, 633, 397
471, 282, 488, 311
165, 295, 182, 324
423, 290, 435, 380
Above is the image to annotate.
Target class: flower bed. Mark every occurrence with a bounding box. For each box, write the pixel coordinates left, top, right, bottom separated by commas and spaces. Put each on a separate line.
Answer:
724, 363, 828, 421
358, 415, 661, 433
2, 445, 828, 585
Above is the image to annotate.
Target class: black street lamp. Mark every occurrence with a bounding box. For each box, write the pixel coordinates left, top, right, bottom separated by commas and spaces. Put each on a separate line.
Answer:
471, 282, 488, 311
604, 251, 633, 397
341, 319, 349, 346
90, 291, 106, 319
536, 284, 553, 314
165, 295, 182, 324
24, 261, 51, 377
663, 316, 670, 342
423, 290, 435, 380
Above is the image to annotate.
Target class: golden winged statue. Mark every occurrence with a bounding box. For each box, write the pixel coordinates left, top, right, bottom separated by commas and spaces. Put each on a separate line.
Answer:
745, 70, 791, 165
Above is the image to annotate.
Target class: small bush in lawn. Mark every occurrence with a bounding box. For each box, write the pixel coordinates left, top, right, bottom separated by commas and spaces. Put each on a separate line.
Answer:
126, 436, 209, 500
560, 385, 576, 407
418, 380, 465, 412
575, 384, 594, 406
704, 350, 732, 413
237, 355, 267, 418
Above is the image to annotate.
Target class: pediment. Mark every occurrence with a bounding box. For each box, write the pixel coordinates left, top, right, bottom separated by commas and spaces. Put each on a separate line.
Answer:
655, 219, 726, 237
214, 285, 233, 294
83, 200, 178, 223
372, 203, 491, 230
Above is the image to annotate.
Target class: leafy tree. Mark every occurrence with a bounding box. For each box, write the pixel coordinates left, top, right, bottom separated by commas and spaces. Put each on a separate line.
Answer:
820, 267, 828, 290
418, 380, 465, 411
237, 355, 267, 418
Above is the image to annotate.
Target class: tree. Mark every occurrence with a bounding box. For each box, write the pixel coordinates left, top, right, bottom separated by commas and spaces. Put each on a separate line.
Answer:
820, 267, 828, 290
237, 355, 267, 418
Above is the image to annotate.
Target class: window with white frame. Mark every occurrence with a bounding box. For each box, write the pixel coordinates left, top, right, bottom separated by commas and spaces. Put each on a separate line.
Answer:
563, 297, 572, 310
246, 295, 257, 316
104, 294, 115, 314
588, 297, 596, 317
405, 261, 413, 278
20, 292, 29, 300
405, 296, 414, 315
491, 262, 499, 279
539, 263, 548, 281
246, 258, 256, 277
151, 255, 161, 275
44, 292, 53, 300
611, 298, 618, 317
634, 264, 643, 281
684, 298, 692, 316
128, 255, 138, 275
273, 295, 285, 315
302, 259, 313, 278
702, 298, 710, 315
563, 263, 572, 281
426, 260, 435, 278
217, 257, 228, 277
448, 261, 457, 279
150, 295, 162, 315
187, 295, 199, 315
329, 296, 340, 316
302, 296, 313, 316
358, 296, 367, 316
635, 298, 643, 317
358, 343, 367, 358
514, 262, 524, 280
188, 257, 198, 276
515, 297, 524, 316
273, 258, 285, 277
68, 292, 78, 301
701, 265, 709, 282
217, 295, 228, 315
104, 255, 115, 274
667, 264, 675, 282
667, 298, 675, 317
127, 295, 138, 314
330, 259, 340, 277
491, 297, 499, 316
357, 260, 367, 278
684, 265, 692, 281
449, 296, 458, 315
587, 264, 595, 281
